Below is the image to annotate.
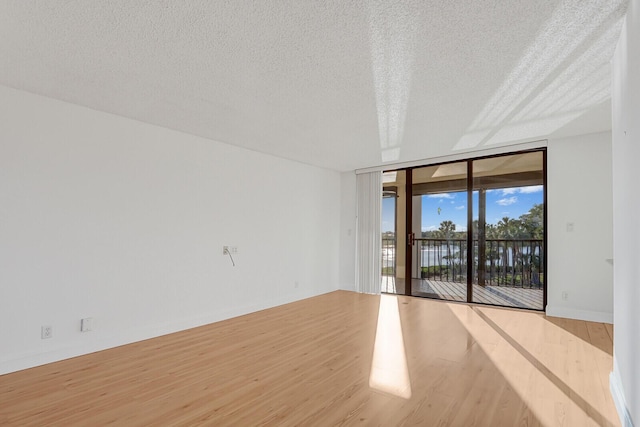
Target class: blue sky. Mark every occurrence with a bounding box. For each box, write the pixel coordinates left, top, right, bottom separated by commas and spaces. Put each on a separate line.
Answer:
382, 185, 543, 232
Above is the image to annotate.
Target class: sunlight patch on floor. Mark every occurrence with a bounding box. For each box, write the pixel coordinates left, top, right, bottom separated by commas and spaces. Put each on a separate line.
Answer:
447, 303, 618, 426
369, 294, 412, 399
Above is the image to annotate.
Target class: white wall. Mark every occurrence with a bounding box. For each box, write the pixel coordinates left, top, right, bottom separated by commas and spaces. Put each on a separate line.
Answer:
339, 172, 356, 291
0, 85, 341, 374
546, 131, 614, 323
612, 1, 640, 425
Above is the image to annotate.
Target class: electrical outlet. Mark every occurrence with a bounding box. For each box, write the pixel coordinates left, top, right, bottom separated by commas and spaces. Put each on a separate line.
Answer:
41, 325, 52, 339
230, 246, 238, 254
294, 281, 299, 288
81, 317, 93, 332
562, 291, 569, 301
223, 246, 229, 255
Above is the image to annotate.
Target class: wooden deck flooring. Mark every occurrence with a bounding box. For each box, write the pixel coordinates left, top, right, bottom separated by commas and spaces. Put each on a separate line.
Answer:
381, 276, 544, 309
0, 291, 617, 426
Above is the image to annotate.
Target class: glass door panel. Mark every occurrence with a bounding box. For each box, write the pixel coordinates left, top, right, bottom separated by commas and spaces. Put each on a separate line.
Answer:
381, 170, 407, 295
471, 152, 545, 309
410, 162, 468, 301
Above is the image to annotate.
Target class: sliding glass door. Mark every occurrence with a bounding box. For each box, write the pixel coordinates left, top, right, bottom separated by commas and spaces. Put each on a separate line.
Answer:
381, 149, 546, 310
381, 170, 407, 295
410, 162, 468, 302
471, 152, 545, 309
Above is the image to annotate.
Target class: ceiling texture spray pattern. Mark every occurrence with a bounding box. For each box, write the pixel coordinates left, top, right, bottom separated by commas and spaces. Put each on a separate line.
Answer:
0, 1, 628, 171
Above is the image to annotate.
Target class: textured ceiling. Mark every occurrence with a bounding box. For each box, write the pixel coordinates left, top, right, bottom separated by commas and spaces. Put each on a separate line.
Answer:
0, 1, 628, 171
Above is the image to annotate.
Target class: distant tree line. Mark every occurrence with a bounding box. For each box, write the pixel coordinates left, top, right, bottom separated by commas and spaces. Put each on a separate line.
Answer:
420, 203, 544, 241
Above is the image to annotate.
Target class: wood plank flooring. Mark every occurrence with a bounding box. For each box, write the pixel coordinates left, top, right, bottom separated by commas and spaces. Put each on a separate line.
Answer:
0, 291, 618, 426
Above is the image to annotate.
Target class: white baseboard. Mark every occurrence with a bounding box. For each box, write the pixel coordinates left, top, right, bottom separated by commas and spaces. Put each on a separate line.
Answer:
545, 305, 613, 324
339, 282, 356, 291
0, 289, 325, 376
611, 360, 635, 427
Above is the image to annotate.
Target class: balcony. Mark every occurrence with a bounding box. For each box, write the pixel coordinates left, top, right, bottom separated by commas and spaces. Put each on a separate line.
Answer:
382, 237, 544, 310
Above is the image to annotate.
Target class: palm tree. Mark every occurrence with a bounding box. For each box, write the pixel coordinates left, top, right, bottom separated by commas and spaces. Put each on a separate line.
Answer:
518, 203, 544, 285
519, 203, 544, 240
496, 217, 510, 285
438, 220, 456, 280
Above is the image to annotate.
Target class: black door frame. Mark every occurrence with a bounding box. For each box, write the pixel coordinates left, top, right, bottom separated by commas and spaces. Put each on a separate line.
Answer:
389, 147, 547, 310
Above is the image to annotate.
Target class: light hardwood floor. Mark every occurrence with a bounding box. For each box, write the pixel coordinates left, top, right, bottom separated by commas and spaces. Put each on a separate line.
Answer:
0, 291, 618, 426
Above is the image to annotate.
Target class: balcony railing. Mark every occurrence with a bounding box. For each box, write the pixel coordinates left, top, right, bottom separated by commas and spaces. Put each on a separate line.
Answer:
382, 237, 397, 277
382, 237, 544, 288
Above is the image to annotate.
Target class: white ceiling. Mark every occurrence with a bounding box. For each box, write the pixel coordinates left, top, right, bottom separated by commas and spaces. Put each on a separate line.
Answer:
0, 1, 627, 172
